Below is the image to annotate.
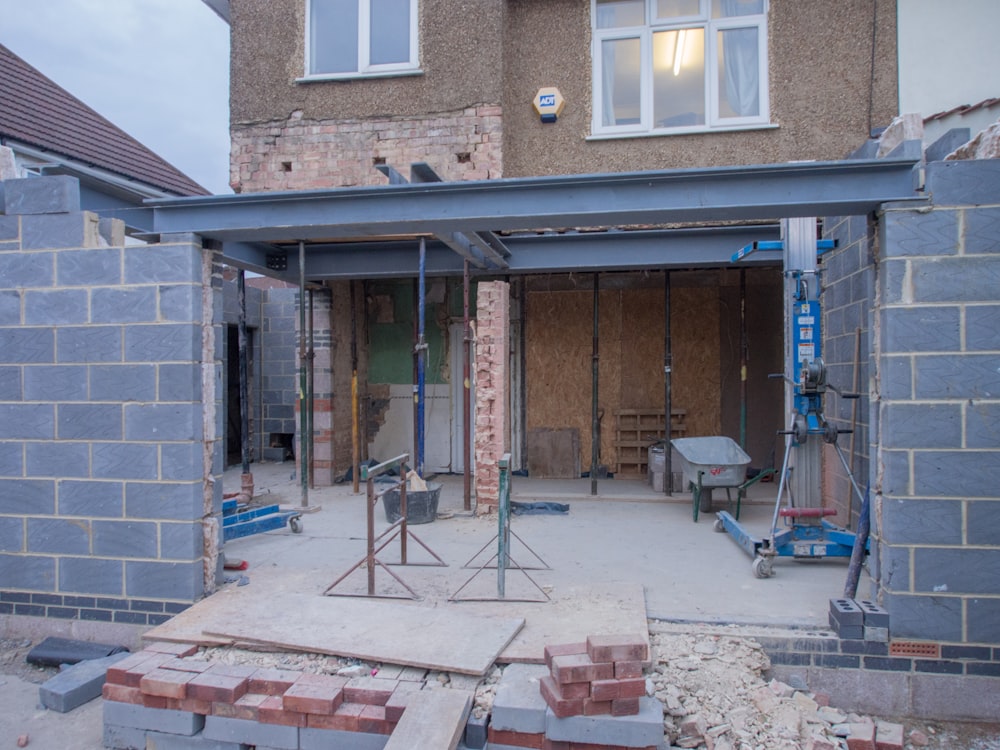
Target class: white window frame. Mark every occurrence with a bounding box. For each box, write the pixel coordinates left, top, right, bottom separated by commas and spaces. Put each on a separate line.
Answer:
302, 0, 420, 81
590, 0, 769, 137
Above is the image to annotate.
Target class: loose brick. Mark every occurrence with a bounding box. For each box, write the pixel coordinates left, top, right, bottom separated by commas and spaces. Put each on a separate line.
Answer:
550, 654, 613, 685
140, 667, 194, 699
847, 722, 877, 750
876, 721, 905, 750
143, 641, 199, 658
250, 666, 301, 695
158, 657, 214, 674
611, 697, 640, 716
385, 681, 420, 722
583, 698, 612, 716
186, 670, 249, 703
142, 693, 170, 709
102, 683, 143, 704
359, 704, 392, 735
544, 642, 587, 669
618, 677, 646, 699
540, 674, 584, 718
172, 697, 212, 715
591, 679, 619, 702
614, 661, 643, 679
344, 675, 398, 705
282, 674, 346, 715
586, 634, 648, 664
106, 651, 167, 687
213, 692, 268, 721
488, 727, 545, 749
258, 694, 307, 727
312, 701, 365, 732
557, 681, 592, 700
206, 663, 257, 679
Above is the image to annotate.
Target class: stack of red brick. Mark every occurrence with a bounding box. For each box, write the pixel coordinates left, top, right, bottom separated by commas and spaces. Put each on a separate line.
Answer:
102, 642, 419, 735
540, 635, 649, 719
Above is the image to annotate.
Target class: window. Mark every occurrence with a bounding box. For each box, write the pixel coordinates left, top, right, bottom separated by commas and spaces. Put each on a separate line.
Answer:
306, 0, 419, 78
592, 0, 768, 136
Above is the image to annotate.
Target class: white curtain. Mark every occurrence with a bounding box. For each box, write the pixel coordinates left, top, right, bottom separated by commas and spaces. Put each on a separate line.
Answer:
599, 6, 617, 126
720, 0, 759, 117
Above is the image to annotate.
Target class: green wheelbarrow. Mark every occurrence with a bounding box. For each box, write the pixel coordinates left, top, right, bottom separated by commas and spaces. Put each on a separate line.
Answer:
671, 436, 773, 522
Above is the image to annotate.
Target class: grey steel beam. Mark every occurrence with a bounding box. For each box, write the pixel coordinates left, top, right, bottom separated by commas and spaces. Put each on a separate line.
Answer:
255, 225, 782, 281
150, 158, 922, 244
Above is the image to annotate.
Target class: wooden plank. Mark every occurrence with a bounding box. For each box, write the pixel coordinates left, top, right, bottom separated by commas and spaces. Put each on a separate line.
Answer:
383, 688, 471, 750
197, 592, 522, 676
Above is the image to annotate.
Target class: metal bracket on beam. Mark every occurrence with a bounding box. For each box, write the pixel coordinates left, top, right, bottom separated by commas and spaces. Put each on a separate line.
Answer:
732, 239, 836, 263
266, 250, 288, 270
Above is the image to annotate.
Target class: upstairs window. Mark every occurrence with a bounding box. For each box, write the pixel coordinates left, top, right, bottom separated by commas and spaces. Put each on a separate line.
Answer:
592, 0, 768, 136
306, 0, 419, 78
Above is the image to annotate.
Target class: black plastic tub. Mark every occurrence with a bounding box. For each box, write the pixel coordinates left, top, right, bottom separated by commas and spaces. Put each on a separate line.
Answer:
381, 483, 441, 524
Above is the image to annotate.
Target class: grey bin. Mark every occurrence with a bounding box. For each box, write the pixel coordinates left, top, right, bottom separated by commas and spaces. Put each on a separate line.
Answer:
381, 482, 442, 524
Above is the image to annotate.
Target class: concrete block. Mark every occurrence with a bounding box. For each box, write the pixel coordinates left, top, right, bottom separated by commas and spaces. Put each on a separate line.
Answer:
39, 652, 130, 712
125, 324, 201, 362
0, 289, 20, 325
27, 517, 91, 555
0, 329, 55, 366
56, 247, 122, 286
0, 552, 54, 590
58, 479, 124, 517
967, 501, 1000, 546
0, 478, 56, 513
21, 212, 97, 249
126, 481, 204, 521
0, 403, 55, 439
881, 209, 957, 258
89, 364, 157, 402
202, 715, 298, 749
98, 217, 125, 247
56, 325, 121, 363
912, 256, 1000, 304
912, 673, 1000, 721
161, 284, 202, 322
103, 722, 147, 750
142, 730, 249, 749
915, 548, 1000, 595
24, 288, 87, 325
56, 403, 120, 440
126, 244, 202, 284
0, 212, 17, 238
125, 402, 203, 442
162, 442, 205, 482
103, 699, 205, 736
26, 442, 90, 478
926, 160, 1000, 206
3, 176, 80, 214
126, 560, 203, 601
966, 305, 1000, 351
544, 695, 662, 747
0, 516, 24, 551
93, 443, 157, 480
882, 402, 962, 450
913, 449, 1000, 498
965, 207, 1000, 255
863, 627, 889, 643
93, 520, 158, 558
490, 664, 549, 733
160, 522, 203, 561
880, 498, 963, 546
925, 128, 971, 162
880, 592, 962, 642
464, 711, 488, 748
828, 598, 863, 639
92, 287, 158, 323
0, 250, 54, 287
58, 555, 124, 595
158, 362, 203, 401
0, 365, 21, 400
24, 364, 87, 400
880, 305, 959, 354
299, 727, 388, 750
914, 354, 999, 400
0, 442, 23, 477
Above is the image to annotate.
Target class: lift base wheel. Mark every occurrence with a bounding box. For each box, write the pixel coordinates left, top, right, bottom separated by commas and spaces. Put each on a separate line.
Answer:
289, 516, 303, 534
752, 556, 774, 579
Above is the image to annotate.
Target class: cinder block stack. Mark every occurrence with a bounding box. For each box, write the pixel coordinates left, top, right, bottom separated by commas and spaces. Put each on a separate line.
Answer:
828, 598, 891, 643
540, 635, 648, 719
102, 643, 418, 749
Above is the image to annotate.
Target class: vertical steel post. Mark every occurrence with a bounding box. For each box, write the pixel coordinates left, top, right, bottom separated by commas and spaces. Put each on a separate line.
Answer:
663, 270, 672, 494
298, 241, 308, 508
307, 288, 315, 489
416, 238, 427, 477
591, 273, 599, 496
399, 464, 408, 566
363, 465, 375, 595
351, 281, 360, 495
739, 268, 748, 451
497, 454, 510, 598
462, 259, 472, 511
237, 270, 250, 475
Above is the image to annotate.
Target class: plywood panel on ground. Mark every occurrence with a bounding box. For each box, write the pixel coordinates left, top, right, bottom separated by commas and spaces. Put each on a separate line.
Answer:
383, 688, 471, 750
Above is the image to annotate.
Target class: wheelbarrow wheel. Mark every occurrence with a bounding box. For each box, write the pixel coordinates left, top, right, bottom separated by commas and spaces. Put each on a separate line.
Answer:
713, 518, 725, 533
289, 516, 303, 534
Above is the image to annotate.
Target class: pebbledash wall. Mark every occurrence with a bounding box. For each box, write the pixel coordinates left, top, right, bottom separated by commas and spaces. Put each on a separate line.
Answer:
822, 155, 1000, 652
0, 175, 223, 627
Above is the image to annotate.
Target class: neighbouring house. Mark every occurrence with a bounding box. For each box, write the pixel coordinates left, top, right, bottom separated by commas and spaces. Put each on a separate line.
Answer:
0, 0, 997, 718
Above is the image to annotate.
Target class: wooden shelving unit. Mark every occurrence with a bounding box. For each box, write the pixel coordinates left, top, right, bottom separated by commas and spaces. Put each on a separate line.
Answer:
613, 408, 686, 479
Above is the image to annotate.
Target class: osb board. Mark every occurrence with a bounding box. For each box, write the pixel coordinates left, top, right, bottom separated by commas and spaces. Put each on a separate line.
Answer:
619, 287, 666, 409
671, 283, 721, 438
144, 578, 523, 676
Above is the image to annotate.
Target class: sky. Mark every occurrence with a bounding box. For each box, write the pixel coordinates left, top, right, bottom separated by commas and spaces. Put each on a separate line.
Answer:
0, 0, 232, 195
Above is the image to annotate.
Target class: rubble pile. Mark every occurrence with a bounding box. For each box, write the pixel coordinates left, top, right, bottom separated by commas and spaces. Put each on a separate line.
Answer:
648, 630, 903, 750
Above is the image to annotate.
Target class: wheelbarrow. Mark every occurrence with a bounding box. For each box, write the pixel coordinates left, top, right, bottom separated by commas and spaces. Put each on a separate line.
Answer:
671, 436, 773, 522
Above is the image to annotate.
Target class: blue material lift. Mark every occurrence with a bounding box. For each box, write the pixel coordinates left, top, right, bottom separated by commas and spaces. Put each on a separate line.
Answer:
717, 227, 868, 578
222, 498, 303, 542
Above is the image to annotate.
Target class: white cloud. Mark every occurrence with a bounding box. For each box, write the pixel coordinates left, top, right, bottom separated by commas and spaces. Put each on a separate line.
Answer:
0, 0, 231, 194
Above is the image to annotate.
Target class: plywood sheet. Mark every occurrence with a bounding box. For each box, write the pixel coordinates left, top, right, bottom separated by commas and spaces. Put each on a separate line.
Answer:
145, 584, 523, 676
383, 688, 471, 750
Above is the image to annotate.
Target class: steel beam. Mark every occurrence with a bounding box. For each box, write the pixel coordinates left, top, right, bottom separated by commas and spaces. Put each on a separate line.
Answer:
150, 158, 922, 244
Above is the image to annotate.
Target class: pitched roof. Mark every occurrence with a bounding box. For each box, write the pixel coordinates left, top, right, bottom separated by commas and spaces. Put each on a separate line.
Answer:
0, 43, 209, 196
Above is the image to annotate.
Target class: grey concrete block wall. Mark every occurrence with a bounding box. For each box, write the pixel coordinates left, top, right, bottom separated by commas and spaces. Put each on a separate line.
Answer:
221, 274, 264, 466
870, 185, 1000, 646
0, 176, 220, 625
259, 285, 298, 462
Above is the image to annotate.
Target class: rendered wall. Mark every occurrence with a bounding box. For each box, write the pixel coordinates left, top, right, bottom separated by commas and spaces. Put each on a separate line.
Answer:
0, 176, 222, 626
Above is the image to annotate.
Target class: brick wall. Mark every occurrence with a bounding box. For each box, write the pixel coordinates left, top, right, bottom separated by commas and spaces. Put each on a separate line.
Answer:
0, 176, 221, 625
474, 281, 509, 513
230, 106, 503, 193
868, 160, 1000, 646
